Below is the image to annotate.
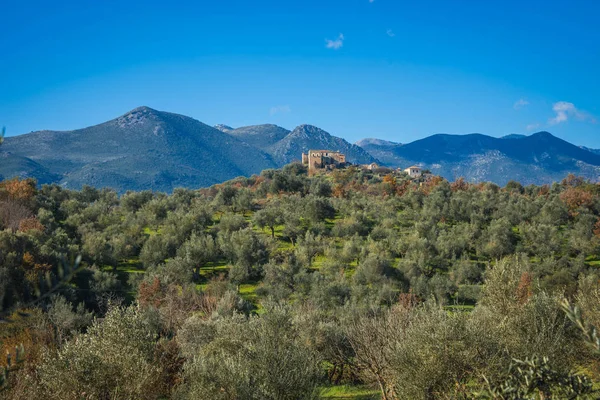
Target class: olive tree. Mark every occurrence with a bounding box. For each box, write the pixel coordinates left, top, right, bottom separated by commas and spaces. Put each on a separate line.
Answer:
176, 304, 321, 400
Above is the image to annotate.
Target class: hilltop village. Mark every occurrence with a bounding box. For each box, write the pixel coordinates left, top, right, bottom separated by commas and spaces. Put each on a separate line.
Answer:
301, 149, 425, 178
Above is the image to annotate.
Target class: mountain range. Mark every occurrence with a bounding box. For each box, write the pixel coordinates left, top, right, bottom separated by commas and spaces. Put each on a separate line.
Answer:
357, 132, 600, 185
0, 107, 373, 192
1, 106, 599, 191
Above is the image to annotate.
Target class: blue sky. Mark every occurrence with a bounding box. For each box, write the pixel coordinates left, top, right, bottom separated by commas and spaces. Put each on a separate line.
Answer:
1, 0, 599, 147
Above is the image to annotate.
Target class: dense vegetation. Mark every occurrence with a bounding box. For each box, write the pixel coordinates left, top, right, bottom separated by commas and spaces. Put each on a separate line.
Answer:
2, 162, 600, 399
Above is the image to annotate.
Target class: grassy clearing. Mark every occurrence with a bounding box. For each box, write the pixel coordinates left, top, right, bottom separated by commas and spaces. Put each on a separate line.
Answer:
319, 385, 380, 399
199, 260, 230, 280
100, 261, 145, 303
238, 283, 259, 303
142, 227, 161, 236
585, 255, 600, 267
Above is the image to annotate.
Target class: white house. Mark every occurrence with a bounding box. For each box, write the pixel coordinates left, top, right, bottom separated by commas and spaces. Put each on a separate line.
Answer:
404, 165, 422, 178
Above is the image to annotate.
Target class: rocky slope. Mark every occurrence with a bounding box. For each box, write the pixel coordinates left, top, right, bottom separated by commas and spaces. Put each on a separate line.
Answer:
356, 132, 600, 185
0, 107, 277, 192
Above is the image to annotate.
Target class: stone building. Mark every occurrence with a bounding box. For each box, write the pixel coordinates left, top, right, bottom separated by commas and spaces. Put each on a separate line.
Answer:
404, 165, 423, 178
302, 150, 347, 172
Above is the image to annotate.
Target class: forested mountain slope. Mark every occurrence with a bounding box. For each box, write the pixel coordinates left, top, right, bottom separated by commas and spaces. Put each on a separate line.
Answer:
0, 107, 277, 192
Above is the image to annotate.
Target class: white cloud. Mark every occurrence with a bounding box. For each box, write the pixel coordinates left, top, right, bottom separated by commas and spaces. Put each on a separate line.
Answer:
526, 123, 540, 131
386, 29, 395, 37
269, 105, 291, 116
325, 33, 344, 50
548, 101, 597, 125
513, 98, 529, 110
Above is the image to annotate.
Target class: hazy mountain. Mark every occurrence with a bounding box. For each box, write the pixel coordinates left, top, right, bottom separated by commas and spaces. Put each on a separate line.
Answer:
225, 123, 377, 166
356, 131, 600, 185
355, 138, 401, 147
214, 124, 234, 133
581, 146, 600, 155
354, 138, 402, 166
4, 106, 598, 191
501, 134, 527, 140
267, 124, 377, 165
226, 124, 291, 150
0, 107, 276, 192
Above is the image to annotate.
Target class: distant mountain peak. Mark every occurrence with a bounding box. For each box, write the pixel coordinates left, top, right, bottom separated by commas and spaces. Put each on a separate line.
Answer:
121, 106, 161, 118
116, 106, 163, 129
1, 107, 277, 192
289, 124, 331, 140
214, 124, 234, 133
267, 124, 376, 165
530, 131, 555, 138
501, 134, 527, 140
356, 138, 401, 147
129, 105, 156, 112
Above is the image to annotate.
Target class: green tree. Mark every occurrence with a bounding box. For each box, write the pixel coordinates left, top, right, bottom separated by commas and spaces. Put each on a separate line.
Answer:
177, 304, 320, 400
253, 205, 283, 238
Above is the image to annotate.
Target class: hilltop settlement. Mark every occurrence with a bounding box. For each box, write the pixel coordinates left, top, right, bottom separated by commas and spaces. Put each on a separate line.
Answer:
302, 149, 424, 178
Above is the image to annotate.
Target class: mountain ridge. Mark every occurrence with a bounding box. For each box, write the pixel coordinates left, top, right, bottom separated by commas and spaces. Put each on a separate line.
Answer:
0, 107, 277, 192
356, 131, 600, 185
2, 107, 600, 190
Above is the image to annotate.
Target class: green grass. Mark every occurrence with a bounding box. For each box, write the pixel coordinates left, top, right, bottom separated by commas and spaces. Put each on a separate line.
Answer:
238, 283, 259, 303
312, 254, 327, 269
198, 259, 230, 281
100, 260, 145, 303
585, 255, 600, 267
319, 385, 380, 399
143, 227, 161, 236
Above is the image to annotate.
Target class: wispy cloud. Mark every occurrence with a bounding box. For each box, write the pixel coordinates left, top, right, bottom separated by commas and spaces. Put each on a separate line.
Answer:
548, 101, 597, 125
386, 29, 395, 37
369, 0, 375, 3
526, 123, 540, 131
270, 105, 291, 116
513, 98, 529, 110
325, 33, 344, 50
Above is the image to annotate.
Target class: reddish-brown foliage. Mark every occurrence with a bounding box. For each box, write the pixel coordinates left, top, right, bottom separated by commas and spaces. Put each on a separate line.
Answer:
450, 177, 469, 192
21, 252, 52, 284
398, 292, 419, 310
538, 185, 550, 197
138, 277, 164, 308
516, 272, 533, 305
559, 187, 594, 215
420, 176, 444, 195
594, 218, 600, 238
0, 178, 36, 201
561, 173, 586, 188
332, 184, 347, 198
395, 180, 412, 197
18, 217, 44, 233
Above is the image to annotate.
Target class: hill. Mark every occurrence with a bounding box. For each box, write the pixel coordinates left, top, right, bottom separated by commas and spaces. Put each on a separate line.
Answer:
356, 131, 600, 185
222, 123, 377, 166
0, 107, 277, 192
226, 124, 291, 150
265, 124, 377, 165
